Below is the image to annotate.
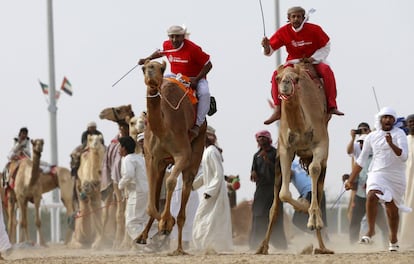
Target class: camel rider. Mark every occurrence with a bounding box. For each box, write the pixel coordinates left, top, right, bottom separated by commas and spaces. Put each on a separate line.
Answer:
261, 6, 344, 125
138, 25, 212, 140
3, 127, 31, 186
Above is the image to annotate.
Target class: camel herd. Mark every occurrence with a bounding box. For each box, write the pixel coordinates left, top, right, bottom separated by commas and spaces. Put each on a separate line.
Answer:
1, 60, 332, 256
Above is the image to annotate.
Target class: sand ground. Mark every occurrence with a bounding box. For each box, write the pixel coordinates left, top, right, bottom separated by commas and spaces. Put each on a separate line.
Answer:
3, 233, 414, 263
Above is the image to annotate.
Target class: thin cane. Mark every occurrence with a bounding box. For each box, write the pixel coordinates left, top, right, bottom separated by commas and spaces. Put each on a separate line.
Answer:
112, 64, 139, 87
330, 188, 346, 210
258, 0, 266, 36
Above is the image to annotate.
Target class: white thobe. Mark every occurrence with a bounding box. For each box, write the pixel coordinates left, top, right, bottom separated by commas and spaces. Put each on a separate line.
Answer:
119, 153, 153, 239
400, 135, 414, 248
356, 127, 410, 211
192, 145, 233, 252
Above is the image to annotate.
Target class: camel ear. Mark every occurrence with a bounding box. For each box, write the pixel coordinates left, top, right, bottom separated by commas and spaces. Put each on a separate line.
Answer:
161, 61, 166, 74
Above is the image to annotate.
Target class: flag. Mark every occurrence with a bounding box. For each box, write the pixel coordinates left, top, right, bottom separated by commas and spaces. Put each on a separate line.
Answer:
39, 80, 48, 95
61, 76, 73, 96
55, 90, 61, 100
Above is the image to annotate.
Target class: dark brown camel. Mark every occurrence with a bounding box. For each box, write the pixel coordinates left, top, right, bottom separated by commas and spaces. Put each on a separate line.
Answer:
136, 60, 206, 255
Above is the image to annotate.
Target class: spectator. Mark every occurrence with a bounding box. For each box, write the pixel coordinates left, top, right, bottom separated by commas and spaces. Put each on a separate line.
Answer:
400, 114, 414, 249
249, 130, 287, 250
192, 125, 233, 253
118, 135, 152, 247
345, 107, 410, 252
347, 134, 388, 246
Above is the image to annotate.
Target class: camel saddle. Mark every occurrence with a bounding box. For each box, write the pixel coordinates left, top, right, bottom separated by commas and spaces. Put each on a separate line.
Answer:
165, 75, 198, 105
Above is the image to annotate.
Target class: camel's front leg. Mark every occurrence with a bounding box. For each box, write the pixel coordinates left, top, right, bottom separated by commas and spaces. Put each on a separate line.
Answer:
91, 192, 104, 249
34, 199, 46, 246
307, 160, 324, 230
18, 201, 29, 244
278, 149, 295, 205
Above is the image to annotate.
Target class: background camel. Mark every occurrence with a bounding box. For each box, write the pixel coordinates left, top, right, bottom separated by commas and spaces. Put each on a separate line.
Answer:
256, 61, 332, 255
137, 60, 206, 255
13, 139, 75, 246
99, 105, 136, 249
72, 134, 105, 249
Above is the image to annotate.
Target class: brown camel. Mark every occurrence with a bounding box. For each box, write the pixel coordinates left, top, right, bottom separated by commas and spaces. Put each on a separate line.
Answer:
99, 104, 135, 249
136, 60, 206, 255
99, 104, 134, 123
72, 134, 106, 249
13, 139, 76, 246
256, 61, 333, 255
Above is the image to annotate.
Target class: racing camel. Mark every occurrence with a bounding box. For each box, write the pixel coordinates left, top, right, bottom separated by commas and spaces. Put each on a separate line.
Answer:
256, 61, 333, 254
136, 60, 206, 255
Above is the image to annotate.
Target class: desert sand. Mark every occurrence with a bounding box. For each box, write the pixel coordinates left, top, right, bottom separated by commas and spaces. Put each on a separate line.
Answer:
3, 233, 414, 264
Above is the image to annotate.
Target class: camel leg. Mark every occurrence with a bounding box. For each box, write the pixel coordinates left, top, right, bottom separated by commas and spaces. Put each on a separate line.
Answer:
256, 164, 282, 255
91, 192, 104, 249
146, 157, 162, 221
34, 198, 46, 247
307, 157, 324, 230
101, 185, 116, 245
112, 184, 126, 249
17, 201, 29, 244
278, 149, 295, 206
60, 187, 75, 245
7, 192, 16, 244
170, 175, 192, 255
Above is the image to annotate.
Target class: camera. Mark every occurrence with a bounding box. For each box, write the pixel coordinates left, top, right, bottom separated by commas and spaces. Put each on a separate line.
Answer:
353, 129, 362, 134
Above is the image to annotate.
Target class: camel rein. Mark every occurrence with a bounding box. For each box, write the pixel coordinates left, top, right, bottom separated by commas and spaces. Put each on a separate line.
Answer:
146, 90, 189, 111
74, 198, 124, 219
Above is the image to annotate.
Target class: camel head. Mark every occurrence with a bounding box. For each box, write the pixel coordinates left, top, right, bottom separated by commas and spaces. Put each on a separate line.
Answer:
31, 139, 44, 155
99, 104, 135, 122
142, 60, 166, 90
127, 111, 147, 139
87, 134, 104, 150
276, 67, 300, 98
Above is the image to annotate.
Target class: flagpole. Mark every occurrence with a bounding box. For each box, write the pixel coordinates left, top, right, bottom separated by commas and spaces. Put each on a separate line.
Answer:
47, 0, 60, 243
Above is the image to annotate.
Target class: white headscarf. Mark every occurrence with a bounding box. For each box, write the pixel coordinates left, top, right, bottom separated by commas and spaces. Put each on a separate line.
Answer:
374, 106, 397, 130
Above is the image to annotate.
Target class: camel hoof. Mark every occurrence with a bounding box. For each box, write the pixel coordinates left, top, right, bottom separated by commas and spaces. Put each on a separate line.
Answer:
168, 249, 188, 256
314, 247, 334, 254
255, 245, 269, 255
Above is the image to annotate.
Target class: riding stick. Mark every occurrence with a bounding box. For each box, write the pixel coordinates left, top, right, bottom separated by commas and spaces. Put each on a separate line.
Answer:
112, 64, 139, 87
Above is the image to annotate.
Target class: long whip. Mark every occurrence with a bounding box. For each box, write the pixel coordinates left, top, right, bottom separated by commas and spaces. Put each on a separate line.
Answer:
258, 0, 266, 36
372, 86, 381, 111
112, 64, 139, 87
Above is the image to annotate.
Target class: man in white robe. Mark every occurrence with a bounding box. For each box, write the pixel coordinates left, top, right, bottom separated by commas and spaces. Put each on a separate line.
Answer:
192, 126, 233, 253
346, 107, 410, 252
400, 114, 414, 249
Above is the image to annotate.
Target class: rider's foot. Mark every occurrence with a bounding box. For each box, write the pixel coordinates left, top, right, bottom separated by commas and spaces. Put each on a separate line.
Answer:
329, 108, 344, 116
264, 105, 281, 125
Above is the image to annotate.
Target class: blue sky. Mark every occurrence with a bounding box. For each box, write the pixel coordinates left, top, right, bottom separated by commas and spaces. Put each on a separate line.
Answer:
1, 0, 413, 203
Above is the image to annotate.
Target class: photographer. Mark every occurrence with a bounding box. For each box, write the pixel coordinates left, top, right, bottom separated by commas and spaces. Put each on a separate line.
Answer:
346, 122, 371, 158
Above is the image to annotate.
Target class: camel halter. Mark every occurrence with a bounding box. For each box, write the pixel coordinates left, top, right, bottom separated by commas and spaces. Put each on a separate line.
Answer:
279, 78, 298, 101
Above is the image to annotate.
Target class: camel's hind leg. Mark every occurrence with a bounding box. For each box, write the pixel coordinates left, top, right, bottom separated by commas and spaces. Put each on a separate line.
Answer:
169, 174, 193, 256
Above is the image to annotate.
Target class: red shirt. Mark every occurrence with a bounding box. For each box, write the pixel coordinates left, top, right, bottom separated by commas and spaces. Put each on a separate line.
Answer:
162, 39, 210, 77
269, 23, 329, 61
